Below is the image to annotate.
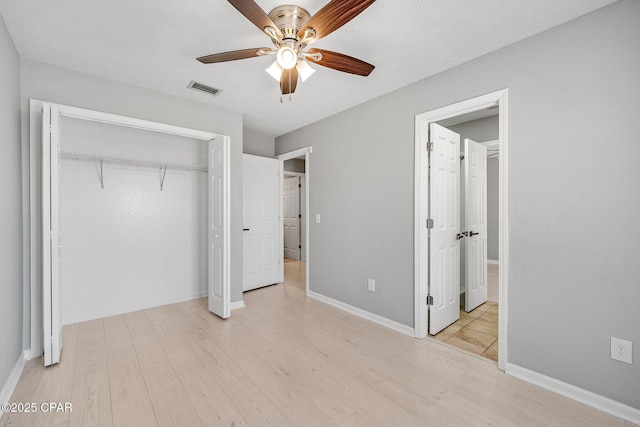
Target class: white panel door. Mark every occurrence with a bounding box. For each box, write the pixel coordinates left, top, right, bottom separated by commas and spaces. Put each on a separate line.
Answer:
208, 138, 230, 318
464, 138, 488, 312
42, 103, 62, 366
429, 123, 461, 335
243, 155, 283, 291
283, 177, 300, 260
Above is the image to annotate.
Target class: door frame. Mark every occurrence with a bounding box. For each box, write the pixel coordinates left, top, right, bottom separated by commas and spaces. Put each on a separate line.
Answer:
414, 89, 509, 371
30, 100, 229, 358
276, 147, 312, 295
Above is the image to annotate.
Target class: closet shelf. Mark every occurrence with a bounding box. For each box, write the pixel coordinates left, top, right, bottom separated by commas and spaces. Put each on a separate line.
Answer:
60, 151, 207, 172
60, 151, 206, 190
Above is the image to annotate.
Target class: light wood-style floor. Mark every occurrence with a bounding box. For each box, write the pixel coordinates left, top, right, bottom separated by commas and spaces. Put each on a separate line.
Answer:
2, 260, 634, 426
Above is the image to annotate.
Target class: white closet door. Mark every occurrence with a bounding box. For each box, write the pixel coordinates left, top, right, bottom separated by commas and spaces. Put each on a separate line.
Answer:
464, 138, 488, 312
283, 176, 301, 260
428, 123, 461, 335
243, 154, 283, 291
42, 103, 62, 366
208, 138, 230, 318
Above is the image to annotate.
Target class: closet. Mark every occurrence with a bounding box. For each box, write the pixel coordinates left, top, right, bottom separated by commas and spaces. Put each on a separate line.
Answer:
38, 102, 230, 366
58, 116, 209, 324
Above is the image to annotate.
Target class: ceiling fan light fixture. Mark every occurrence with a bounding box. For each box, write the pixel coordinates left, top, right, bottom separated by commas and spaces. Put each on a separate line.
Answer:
266, 60, 283, 81
296, 60, 315, 82
276, 46, 297, 69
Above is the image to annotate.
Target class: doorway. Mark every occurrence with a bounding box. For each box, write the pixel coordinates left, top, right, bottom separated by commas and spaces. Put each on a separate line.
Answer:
431, 113, 499, 361
414, 89, 509, 370
276, 147, 312, 295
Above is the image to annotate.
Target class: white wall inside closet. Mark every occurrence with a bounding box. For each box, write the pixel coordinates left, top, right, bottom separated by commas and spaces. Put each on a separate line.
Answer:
59, 116, 208, 324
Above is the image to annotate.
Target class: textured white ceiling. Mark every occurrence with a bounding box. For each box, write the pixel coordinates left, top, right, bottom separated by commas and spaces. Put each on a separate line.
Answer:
0, 0, 617, 136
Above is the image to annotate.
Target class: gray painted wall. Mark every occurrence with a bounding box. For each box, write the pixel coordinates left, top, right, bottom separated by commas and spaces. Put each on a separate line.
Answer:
284, 158, 305, 173
447, 115, 499, 143
243, 128, 275, 157
276, 0, 640, 409
0, 15, 23, 395
20, 59, 245, 352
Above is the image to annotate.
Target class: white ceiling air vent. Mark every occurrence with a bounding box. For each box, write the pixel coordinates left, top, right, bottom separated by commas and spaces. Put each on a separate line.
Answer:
187, 80, 222, 97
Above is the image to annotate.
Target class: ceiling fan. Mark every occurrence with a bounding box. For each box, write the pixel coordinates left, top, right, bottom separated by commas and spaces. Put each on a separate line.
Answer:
197, 0, 377, 97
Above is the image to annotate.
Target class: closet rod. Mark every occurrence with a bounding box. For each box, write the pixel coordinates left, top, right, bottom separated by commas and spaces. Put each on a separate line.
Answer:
60, 151, 207, 172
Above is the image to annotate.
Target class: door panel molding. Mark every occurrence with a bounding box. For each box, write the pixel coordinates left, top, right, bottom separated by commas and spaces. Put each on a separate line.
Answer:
428, 123, 461, 335
242, 154, 283, 291
464, 138, 488, 312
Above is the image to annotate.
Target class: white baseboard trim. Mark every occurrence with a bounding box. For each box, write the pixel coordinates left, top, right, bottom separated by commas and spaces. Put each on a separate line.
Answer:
307, 290, 415, 337
230, 300, 246, 310
506, 363, 640, 424
487, 259, 499, 265
0, 350, 29, 420
61, 291, 208, 325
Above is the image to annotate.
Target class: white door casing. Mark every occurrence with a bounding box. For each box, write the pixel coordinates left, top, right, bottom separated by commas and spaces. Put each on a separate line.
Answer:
208, 138, 231, 319
414, 89, 508, 370
42, 103, 62, 366
283, 176, 301, 260
428, 123, 461, 335
243, 154, 283, 291
464, 138, 488, 312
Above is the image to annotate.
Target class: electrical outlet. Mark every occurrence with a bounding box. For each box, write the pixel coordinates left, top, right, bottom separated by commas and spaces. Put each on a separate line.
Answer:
610, 337, 633, 364
367, 278, 375, 292
315, 213, 321, 223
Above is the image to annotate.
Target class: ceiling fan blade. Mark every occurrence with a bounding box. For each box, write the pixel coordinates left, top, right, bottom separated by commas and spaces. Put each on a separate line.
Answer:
298, 0, 376, 42
280, 68, 299, 95
307, 48, 374, 76
197, 48, 270, 64
227, 0, 283, 38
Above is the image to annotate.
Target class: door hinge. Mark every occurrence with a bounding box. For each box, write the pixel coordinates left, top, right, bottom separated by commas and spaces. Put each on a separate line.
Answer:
426, 142, 434, 152
298, 184, 302, 188
426, 295, 434, 306
298, 214, 302, 218
298, 245, 302, 249
426, 219, 434, 229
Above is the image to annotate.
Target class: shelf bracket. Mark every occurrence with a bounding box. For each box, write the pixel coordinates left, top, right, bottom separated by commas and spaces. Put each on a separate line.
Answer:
99, 159, 105, 189
160, 165, 168, 191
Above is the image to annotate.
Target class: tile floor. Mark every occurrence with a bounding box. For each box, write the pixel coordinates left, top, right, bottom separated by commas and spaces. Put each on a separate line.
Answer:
432, 263, 500, 361
432, 301, 499, 361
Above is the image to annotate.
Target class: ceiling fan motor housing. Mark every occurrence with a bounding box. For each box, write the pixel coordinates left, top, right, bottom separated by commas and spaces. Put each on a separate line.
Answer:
268, 5, 311, 41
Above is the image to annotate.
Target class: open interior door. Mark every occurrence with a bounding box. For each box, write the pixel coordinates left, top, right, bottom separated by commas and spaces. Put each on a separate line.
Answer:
283, 176, 301, 260
464, 138, 488, 312
242, 154, 283, 291
208, 138, 230, 318
428, 123, 461, 335
42, 103, 62, 366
